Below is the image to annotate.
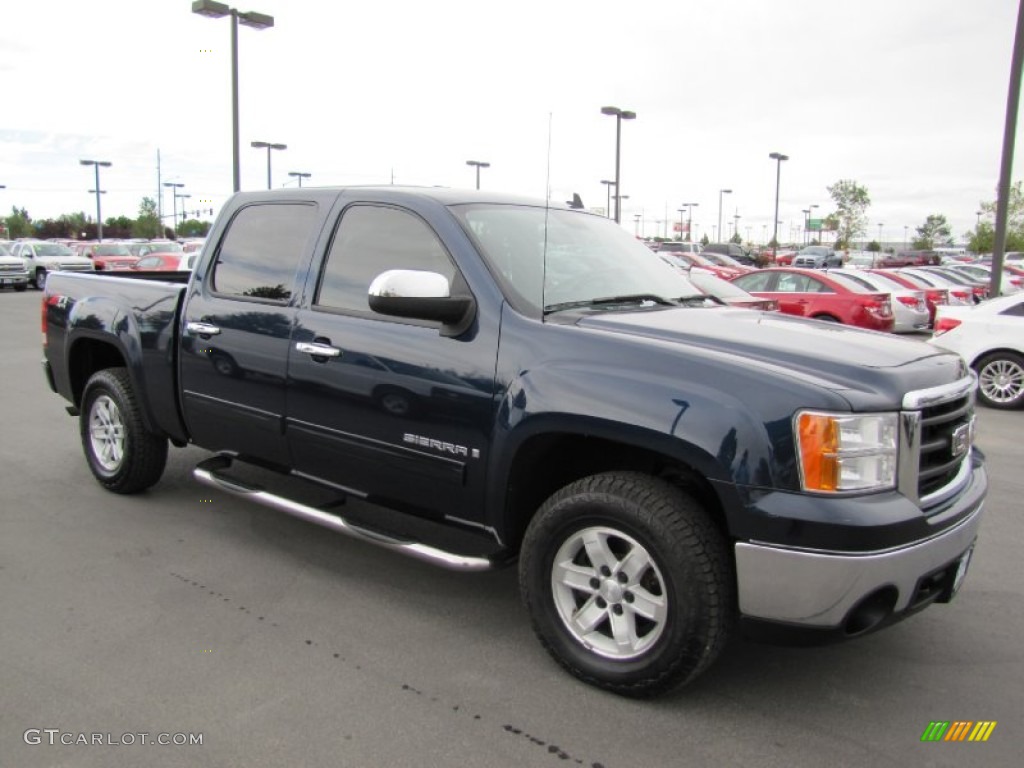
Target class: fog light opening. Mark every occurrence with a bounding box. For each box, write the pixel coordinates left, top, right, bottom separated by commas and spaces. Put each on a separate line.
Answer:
844, 587, 898, 636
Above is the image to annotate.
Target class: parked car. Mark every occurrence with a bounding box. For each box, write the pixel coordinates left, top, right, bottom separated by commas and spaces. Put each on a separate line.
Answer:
10, 240, 94, 289
127, 241, 184, 258
702, 242, 757, 267
942, 263, 1022, 296
655, 241, 702, 255
74, 242, 140, 271
929, 293, 1024, 409
911, 267, 989, 303
893, 268, 981, 306
730, 267, 894, 330
132, 252, 199, 271
792, 245, 842, 269
659, 251, 747, 280
821, 269, 929, 332
686, 268, 779, 311
867, 269, 954, 325
0, 241, 30, 292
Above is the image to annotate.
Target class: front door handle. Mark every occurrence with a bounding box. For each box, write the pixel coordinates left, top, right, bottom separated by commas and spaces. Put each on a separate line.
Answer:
296, 341, 341, 358
186, 321, 221, 336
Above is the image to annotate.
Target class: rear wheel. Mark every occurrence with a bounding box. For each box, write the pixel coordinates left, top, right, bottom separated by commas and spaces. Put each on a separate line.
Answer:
519, 472, 733, 698
80, 368, 168, 493
974, 351, 1024, 409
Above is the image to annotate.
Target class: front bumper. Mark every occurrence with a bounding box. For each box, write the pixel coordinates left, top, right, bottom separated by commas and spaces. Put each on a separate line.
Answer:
0, 271, 29, 286
734, 476, 984, 631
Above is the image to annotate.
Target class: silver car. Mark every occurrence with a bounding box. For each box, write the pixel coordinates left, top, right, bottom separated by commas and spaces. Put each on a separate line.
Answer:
823, 269, 930, 332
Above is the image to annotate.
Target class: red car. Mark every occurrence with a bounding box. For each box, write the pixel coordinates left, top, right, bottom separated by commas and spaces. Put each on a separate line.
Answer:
659, 251, 746, 280
73, 242, 139, 271
131, 252, 198, 271
731, 267, 894, 331
866, 269, 952, 326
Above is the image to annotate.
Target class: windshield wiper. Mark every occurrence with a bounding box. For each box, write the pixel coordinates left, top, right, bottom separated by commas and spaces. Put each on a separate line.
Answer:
544, 294, 678, 315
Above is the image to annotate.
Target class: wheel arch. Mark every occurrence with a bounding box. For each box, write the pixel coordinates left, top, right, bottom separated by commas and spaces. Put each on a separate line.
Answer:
495, 430, 730, 555
68, 336, 160, 434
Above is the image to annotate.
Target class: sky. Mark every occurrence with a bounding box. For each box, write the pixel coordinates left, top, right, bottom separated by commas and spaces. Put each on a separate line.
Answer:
1, 0, 1021, 246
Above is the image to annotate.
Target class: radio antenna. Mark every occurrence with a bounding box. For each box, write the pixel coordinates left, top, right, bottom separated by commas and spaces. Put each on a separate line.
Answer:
542, 111, 552, 318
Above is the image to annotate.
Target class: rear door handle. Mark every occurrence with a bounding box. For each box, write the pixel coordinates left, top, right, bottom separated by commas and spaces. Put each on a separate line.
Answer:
186, 322, 221, 336
296, 341, 341, 358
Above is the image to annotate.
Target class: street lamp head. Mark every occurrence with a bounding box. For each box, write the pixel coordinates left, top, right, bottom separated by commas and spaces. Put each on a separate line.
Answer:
466, 160, 490, 169
600, 106, 621, 116
620, 110, 636, 120
270, 143, 287, 150
238, 10, 274, 29
769, 152, 789, 162
288, 171, 311, 178
600, 179, 615, 186
163, 181, 184, 189
191, 0, 231, 19
80, 159, 112, 167
721, 189, 732, 195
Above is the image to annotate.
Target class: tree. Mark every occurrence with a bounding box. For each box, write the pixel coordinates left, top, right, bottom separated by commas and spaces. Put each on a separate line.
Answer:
969, 181, 1024, 253
176, 218, 211, 238
132, 197, 162, 239
729, 231, 742, 244
4, 206, 33, 239
700, 233, 710, 246
866, 240, 881, 252
912, 214, 953, 249
826, 180, 870, 249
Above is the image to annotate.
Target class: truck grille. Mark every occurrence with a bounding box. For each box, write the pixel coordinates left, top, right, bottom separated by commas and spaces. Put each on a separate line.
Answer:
0, 264, 25, 273
917, 392, 973, 500
59, 264, 93, 272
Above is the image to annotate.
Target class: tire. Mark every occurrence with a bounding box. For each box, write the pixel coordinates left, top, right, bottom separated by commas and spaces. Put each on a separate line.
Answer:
974, 351, 1024, 409
519, 472, 733, 698
80, 368, 168, 493
34, 269, 47, 290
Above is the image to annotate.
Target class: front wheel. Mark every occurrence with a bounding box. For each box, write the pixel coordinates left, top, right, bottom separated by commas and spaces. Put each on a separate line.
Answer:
519, 472, 733, 697
80, 368, 168, 493
974, 351, 1024, 409
33, 269, 48, 290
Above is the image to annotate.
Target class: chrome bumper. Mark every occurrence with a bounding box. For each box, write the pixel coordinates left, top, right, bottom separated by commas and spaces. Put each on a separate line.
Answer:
735, 500, 984, 627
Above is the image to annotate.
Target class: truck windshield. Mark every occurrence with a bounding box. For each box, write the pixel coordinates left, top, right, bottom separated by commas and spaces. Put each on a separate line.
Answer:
450, 204, 704, 315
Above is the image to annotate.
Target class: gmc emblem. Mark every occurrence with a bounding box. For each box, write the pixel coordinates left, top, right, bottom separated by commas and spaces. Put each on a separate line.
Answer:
950, 423, 971, 458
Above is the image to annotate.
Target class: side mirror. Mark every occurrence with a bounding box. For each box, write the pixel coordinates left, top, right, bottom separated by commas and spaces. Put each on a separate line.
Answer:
368, 270, 475, 337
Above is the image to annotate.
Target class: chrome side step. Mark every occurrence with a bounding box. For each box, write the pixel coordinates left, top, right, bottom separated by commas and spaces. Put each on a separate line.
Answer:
193, 456, 498, 572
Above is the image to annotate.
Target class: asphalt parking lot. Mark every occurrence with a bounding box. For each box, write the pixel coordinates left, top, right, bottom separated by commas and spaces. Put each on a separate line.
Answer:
1, 288, 1020, 767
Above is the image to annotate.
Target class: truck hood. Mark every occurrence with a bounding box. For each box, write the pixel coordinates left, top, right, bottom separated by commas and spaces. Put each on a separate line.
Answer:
575, 306, 969, 408
34, 254, 93, 267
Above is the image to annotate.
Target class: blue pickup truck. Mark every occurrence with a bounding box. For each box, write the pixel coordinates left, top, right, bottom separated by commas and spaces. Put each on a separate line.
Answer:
42, 187, 987, 697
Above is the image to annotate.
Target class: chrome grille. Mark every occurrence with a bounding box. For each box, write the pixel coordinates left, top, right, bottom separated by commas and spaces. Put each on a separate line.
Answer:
0, 264, 26, 273
917, 394, 973, 499
898, 376, 977, 508
59, 264, 93, 272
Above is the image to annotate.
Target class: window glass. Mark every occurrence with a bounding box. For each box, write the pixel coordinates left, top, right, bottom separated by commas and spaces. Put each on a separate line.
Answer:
999, 300, 1024, 317
316, 205, 455, 313
733, 271, 774, 292
211, 203, 318, 301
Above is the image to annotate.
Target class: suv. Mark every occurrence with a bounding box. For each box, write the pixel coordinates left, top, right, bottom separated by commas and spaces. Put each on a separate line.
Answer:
0, 241, 30, 291
11, 240, 94, 289
792, 246, 842, 269
702, 242, 757, 266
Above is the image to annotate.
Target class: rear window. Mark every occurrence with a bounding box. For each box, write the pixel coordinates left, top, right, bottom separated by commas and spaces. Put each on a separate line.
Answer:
210, 203, 319, 302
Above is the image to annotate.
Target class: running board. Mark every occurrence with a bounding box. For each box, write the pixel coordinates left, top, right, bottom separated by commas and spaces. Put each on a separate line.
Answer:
193, 456, 498, 572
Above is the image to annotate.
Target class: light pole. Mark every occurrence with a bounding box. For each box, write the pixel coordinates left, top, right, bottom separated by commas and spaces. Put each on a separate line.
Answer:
634, 213, 641, 237
732, 212, 741, 242
191, 1, 274, 193
251, 141, 287, 189
681, 202, 698, 241
600, 106, 636, 223
179, 194, 192, 225
803, 203, 818, 245
904, 225, 909, 250
288, 171, 311, 187
80, 159, 112, 240
163, 182, 184, 235
717, 189, 732, 244
617, 194, 631, 225
768, 151, 788, 260
600, 179, 616, 218
466, 160, 490, 190
877, 222, 884, 250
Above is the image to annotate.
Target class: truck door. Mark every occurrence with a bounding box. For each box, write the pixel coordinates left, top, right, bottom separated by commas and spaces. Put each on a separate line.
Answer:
285, 201, 499, 522
179, 201, 321, 466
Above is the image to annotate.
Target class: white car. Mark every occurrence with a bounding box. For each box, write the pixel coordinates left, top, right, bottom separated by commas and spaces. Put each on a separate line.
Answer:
928, 293, 1024, 409
823, 269, 930, 332
943, 263, 1022, 296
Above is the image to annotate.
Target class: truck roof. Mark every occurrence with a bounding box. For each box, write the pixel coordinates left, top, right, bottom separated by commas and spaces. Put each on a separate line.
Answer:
226, 185, 582, 210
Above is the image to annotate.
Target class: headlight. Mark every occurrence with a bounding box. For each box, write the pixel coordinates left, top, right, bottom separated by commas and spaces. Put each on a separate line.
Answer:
795, 411, 898, 492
